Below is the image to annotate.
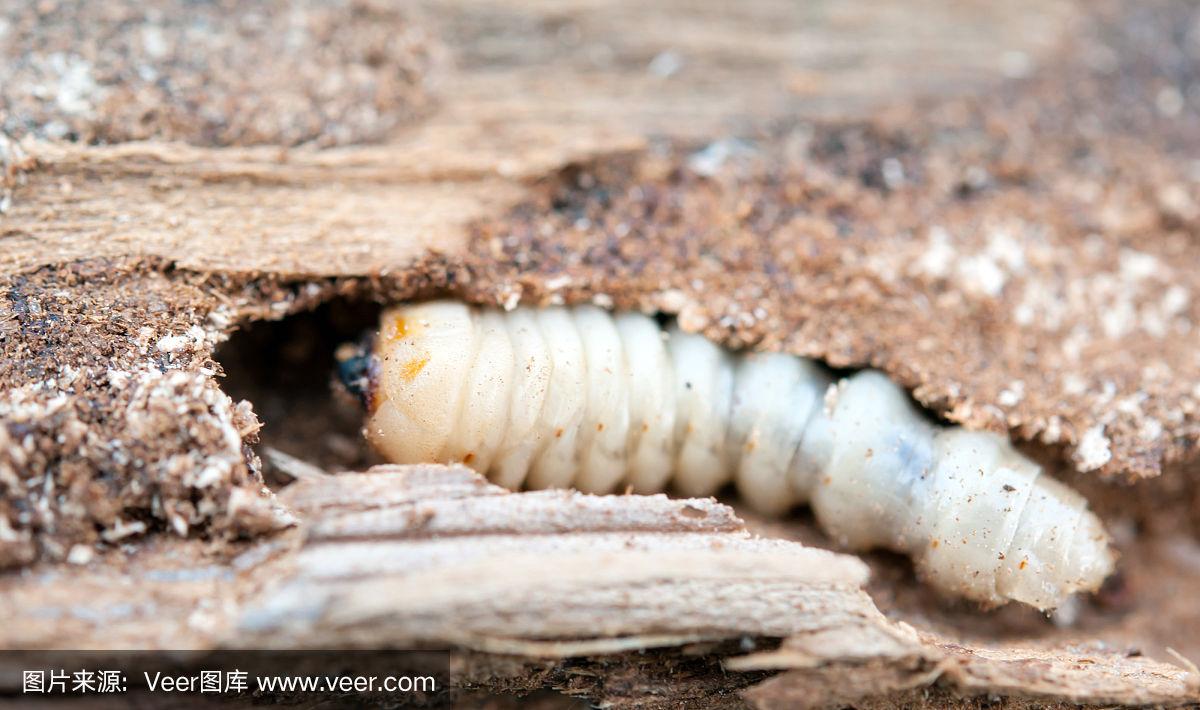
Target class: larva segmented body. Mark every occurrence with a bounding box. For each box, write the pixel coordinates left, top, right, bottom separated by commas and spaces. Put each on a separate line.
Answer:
355, 300, 1114, 610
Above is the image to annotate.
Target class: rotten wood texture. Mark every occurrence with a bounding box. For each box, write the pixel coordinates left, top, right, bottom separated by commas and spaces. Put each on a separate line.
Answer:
738, 637, 1200, 709
3, 465, 1195, 708
0, 1, 441, 147
3, 0, 1200, 707
240, 465, 880, 653
0, 0, 1072, 275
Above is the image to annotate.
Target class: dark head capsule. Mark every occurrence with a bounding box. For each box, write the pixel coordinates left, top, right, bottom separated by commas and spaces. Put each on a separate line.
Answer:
334, 336, 378, 410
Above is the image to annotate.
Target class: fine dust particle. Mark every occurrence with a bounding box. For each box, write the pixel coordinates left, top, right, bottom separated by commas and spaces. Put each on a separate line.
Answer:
1076, 424, 1113, 471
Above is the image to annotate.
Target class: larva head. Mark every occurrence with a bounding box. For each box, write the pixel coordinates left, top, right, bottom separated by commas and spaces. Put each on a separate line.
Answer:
334, 337, 378, 409
359, 302, 477, 464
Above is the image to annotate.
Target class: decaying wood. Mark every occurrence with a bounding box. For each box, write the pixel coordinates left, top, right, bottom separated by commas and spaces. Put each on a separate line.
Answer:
3, 465, 1194, 707
239, 465, 882, 653
0, 1, 441, 148
738, 635, 1199, 709
4, 0, 1200, 707
0, 0, 1074, 277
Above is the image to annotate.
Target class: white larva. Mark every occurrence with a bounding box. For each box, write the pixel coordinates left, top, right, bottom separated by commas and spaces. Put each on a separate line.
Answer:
356, 300, 1114, 610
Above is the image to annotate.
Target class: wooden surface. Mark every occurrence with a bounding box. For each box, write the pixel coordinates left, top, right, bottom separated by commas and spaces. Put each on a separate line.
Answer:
0, 0, 1072, 276
4, 0, 1200, 707
3, 465, 1194, 707
240, 466, 879, 652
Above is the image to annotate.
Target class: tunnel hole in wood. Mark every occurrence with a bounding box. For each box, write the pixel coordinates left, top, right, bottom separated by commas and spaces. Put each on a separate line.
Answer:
215, 296, 385, 483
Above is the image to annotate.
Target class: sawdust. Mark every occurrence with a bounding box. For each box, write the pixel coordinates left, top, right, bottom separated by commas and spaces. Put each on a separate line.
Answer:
0, 260, 276, 566
0, 0, 441, 147
0, 257, 455, 566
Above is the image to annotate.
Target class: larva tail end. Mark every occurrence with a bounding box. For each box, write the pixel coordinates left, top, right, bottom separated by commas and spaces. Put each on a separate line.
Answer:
1063, 510, 1118, 601
1000, 507, 1117, 612
334, 334, 380, 412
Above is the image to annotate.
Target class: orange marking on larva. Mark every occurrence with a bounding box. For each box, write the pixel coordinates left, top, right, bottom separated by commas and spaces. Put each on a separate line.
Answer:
596, 423, 605, 432
555, 428, 564, 438
463, 452, 475, 464
385, 315, 409, 342
931, 539, 940, 549
1019, 559, 1028, 570
399, 355, 429, 381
